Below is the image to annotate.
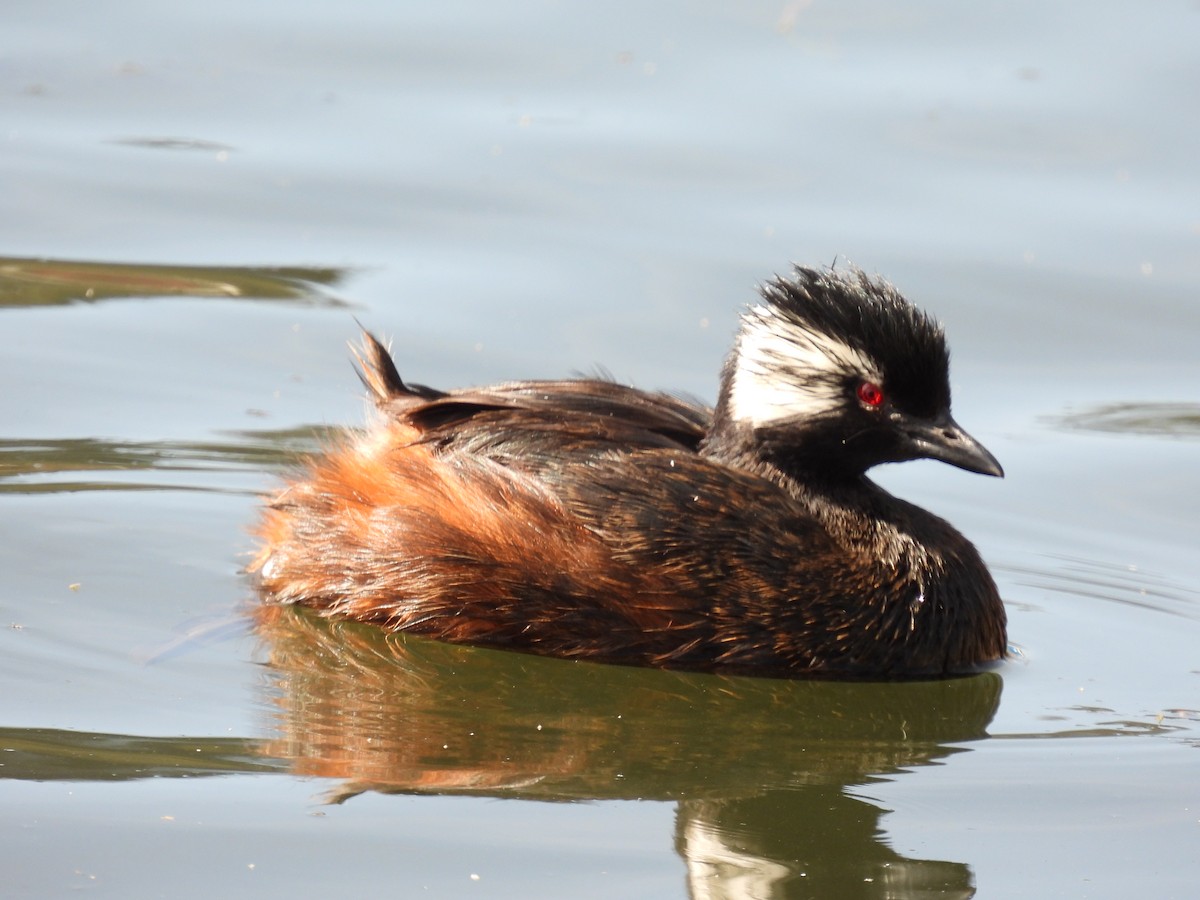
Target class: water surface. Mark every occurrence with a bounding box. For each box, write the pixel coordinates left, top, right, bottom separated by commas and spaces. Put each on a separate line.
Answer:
2, 1, 1198, 897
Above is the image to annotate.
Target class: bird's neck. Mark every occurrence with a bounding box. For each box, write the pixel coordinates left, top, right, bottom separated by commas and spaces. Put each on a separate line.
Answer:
701, 426, 938, 571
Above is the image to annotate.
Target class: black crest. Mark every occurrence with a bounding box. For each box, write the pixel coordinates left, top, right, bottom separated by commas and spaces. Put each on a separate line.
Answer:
759, 266, 951, 416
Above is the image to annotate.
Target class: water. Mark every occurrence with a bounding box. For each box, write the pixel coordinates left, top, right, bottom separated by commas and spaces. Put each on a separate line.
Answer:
2, 1, 1198, 897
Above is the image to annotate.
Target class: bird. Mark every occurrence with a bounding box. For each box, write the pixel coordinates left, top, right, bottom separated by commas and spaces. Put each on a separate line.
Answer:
251, 265, 1007, 679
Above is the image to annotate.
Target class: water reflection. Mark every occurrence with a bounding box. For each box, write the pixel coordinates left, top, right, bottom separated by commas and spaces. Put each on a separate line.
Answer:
256, 605, 1002, 899
1048, 402, 1200, 439
0, 428, 333, 494
0, 601, 1002, 897
679, 793, 971, 900
0, 727, 274, 781
0, 256, 349, 308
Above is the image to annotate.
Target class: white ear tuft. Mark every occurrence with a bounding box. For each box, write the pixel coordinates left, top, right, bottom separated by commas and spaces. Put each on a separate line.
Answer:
727, 303, 879, 428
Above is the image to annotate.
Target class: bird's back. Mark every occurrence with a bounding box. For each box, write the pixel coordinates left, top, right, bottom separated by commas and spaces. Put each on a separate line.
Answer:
253, 335, 862, 673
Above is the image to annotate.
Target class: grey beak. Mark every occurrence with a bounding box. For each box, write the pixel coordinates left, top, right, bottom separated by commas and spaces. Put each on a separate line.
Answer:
905, 414, 1004, 478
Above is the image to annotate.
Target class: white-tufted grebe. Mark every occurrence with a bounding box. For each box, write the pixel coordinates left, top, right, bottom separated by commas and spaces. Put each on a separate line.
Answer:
252, 265, 1006, 678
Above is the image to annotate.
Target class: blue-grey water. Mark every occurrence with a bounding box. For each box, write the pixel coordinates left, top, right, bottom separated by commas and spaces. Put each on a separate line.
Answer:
2, 1, 1198, 897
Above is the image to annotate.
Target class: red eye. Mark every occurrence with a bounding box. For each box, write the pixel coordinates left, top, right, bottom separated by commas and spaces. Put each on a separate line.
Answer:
857, 381, 884, 408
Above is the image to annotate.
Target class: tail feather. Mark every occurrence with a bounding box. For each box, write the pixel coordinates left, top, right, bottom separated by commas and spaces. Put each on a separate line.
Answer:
351, 330, 444, 406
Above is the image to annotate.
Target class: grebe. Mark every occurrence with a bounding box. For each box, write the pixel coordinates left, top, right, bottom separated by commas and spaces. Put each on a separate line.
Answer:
252, 265, 1006, 678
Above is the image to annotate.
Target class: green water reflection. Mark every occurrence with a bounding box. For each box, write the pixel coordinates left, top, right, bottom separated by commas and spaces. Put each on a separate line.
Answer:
2, 607, 1002, 898
0, 728, 276, 781
258, 607, 1000, 899
1048, 402, 1200, 439
0, 256, 349, 308
0, 428, 334, 494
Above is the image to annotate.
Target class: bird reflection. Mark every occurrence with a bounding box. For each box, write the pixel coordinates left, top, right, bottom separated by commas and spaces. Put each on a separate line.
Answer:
256, 605, 1000, 899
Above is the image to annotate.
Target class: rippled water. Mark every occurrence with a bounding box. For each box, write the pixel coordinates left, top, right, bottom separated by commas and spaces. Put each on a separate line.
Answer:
3, 1, 1198, 897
